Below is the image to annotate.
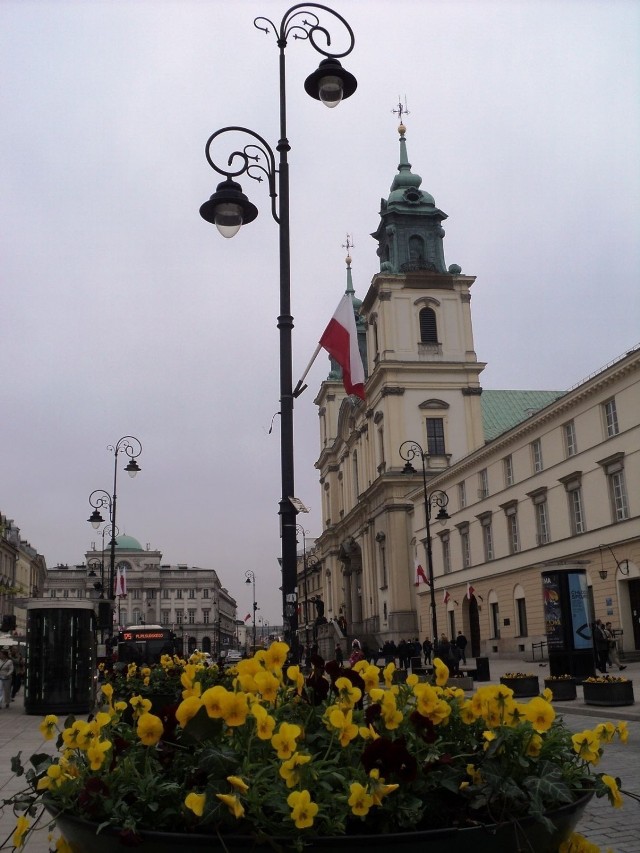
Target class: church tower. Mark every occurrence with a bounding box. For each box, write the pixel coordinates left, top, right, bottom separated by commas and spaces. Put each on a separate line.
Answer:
314, 122, 485, 649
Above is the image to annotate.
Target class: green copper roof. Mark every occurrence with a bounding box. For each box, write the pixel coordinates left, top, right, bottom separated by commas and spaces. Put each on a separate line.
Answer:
481, 390, 565, 442
115, 534, 144, 551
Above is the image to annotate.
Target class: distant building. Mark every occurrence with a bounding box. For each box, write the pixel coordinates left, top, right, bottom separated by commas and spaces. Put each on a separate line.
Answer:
0, 513, 46, 637
45, 534, 238, 656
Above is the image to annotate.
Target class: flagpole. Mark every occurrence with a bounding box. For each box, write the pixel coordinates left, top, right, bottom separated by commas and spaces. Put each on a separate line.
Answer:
293, 344, 322, 398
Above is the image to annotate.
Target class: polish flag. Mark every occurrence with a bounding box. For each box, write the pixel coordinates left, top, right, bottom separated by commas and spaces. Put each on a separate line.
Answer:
244, 613, 252, 622
115, 565, 127, 597
414, 563, 430, 587
319, 294, 366, 400
467, 582, 476, 600
443, 589, 451, 605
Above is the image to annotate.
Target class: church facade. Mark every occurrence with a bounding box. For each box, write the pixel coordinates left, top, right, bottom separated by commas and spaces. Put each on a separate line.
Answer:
311, 123, 640, 658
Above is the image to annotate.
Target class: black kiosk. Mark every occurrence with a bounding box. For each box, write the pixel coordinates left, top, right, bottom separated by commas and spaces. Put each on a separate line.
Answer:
541, 566, 596, 680
24, 600, 97, 715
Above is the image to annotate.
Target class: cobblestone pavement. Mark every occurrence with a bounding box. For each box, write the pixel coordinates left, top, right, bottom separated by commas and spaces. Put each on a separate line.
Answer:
1, 658, 639, 852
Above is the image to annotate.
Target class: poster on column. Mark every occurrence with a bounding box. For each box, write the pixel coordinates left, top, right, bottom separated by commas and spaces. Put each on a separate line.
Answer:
568, 571, 592, 650
542, 573, 564, 650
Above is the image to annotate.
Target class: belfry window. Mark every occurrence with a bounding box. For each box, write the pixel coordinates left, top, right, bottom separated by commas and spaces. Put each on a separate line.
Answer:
419, 308, 438, 343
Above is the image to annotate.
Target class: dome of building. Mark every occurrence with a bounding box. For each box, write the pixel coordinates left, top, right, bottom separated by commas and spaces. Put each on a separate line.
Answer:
114, 534, 144, 551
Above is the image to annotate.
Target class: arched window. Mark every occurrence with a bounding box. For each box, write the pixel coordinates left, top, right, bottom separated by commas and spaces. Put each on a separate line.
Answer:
419, 307, 438, 343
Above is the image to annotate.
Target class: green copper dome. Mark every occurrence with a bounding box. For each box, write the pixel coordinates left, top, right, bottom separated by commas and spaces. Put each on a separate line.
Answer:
115, 534, 144, 551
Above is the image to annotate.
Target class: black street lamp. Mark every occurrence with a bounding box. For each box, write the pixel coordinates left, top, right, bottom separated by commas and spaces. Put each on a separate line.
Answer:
245, 569, 257, 650
87, 436, 142, 639
199, 5, 356, 654
399, 440, 450, 642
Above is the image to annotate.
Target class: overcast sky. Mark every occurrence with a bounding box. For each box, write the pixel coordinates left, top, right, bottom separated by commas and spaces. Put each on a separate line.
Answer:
2, 0, 638, 626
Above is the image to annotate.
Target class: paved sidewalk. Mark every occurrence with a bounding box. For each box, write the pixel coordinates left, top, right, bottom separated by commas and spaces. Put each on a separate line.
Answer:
0, 659, 638, 852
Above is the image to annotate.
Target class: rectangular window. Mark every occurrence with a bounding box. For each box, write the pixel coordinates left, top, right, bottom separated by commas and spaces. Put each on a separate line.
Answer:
147, 589, 156, 600
478, 468, 489, 499
563, 421, 577, 457
133, 609, 141, 624
459, 525, 471, 568
176, 610, 183, 625
603, 399, 619, 437
162, 588, 170, 599
203, 589, 209, 599
535, 500, 550, 545
458, 481, 467, 509
441, 534, 451, 575
568, 487, 586, 535
203, 610, 210, 624
132, 589, 141, 600
516, 598, 528, 637
609, 470, 629, 521
161, 610, 170, 625
188, 609, 196, 625
531, 439, 543, 473
506, 510, 520, 554
188, 589, 196, 600
490, 602, 500, 639
426, 418, 446, 456
380, 544, 388, 588
480, 516, 494, 562
176, 589, 183, 600
503, 455, 514, 487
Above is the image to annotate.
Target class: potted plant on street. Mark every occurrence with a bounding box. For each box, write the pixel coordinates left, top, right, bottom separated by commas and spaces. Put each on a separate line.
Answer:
544, 675, 577, 702
582, 675, 635, 707
499, 671, 540, 698
4, 646, 632, 853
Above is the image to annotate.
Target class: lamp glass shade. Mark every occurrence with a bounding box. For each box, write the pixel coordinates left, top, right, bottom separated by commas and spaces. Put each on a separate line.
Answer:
214, 202, 243, 238
318, 75, 343, 108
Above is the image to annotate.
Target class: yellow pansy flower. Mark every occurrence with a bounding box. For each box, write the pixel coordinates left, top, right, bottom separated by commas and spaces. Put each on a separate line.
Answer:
279, 752, 312, 788
271, 721, 302, 759
601, 774, 623, 808
328, 707, 359, 747
524, 696, 556, 733
251, 703, 277, 740
571, 730, 601, 764
12, 815, 30, 849
221, 691, 250, 727
433, 657, 449, 686
39, 714, 59, 740
287, 790, 318, 829
136, 713, 164, 746
348, 782, 374, 816
185, 792, 206, 817
216, 793, 244, 819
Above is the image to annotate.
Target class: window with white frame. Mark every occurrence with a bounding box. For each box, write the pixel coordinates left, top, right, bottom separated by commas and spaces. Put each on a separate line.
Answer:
458, 481, 467, 509
426, 418, 446, 456
560, 474, 586, 535
188, 589, 195, 599
597, 453, 629, 523
563, 421, 577, 457
478, 468, 489, 499
176, 610, 184, 625
188, 609, 196, 625
162, 588, 170, 599
514, 586, 528, 637
132, 588, 141, 600
133, 608, 141, 623
502, 502, 520, 554
176, 589, 183, 599
603, 398, 619, 438
531, 439, 543, 473
161, 609, 170, 625
440, 532, 451, 575
529, 490, 550, 545
203, 589, 209, 599
503, 455, 514, 487
479, 513, 494, 561
458, 523, 471, 568
203, 609, 210, 624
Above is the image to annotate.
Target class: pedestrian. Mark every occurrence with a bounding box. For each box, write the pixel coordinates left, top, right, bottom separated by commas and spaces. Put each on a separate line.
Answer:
397, 638, 409, 670
334, 643, 344, 665
10, 648, 25, 699
422, 637, 433, 665
0, 650, 14, 708
593, 619, 609, 673
604, 622, 626, 671
348, 639, 365, 667
455, 631, 468, 665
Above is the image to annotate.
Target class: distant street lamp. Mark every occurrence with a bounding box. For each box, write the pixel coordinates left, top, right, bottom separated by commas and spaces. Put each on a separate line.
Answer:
87, 436, 142, 639
245, 570, 257, 650
200, 5, 357, 653
399, 440, 450, 642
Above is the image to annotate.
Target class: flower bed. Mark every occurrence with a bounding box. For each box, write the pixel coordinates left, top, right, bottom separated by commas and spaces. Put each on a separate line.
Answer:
499, 673, 540, 698
582, 676, 634, 707
5, 647, 631, 852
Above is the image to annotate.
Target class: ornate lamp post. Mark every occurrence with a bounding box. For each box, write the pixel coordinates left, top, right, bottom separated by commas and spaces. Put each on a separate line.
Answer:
399, 440, 450, 642
245, 569, 257, 650
199, 5, 356, 653
87, 436, 142, 639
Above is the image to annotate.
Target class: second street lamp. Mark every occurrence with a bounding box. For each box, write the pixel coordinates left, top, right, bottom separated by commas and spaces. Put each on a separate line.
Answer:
200, 5, 356, 655
399, 440, 450, 643
87, 435, 142, 641
245, 570, 257, 651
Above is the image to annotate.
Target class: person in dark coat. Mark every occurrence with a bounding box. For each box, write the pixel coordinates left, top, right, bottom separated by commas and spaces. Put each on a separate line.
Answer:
334, 643, 344, 665
455, 631, 468, 664
593, 620, 609, 673
422, 637, 433, 665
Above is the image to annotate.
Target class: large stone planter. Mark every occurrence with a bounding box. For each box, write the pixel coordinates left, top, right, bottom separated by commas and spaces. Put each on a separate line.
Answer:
582, 679, 634, 706
50, 789, 593, 853
447, 676, 474, 690
499, 675, 540, 698
544, 678, 577, 701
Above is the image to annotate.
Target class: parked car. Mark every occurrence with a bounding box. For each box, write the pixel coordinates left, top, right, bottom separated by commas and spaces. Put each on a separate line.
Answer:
223, 650, 243, 666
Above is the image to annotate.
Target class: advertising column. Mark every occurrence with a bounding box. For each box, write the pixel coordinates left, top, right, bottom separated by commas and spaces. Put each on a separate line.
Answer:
541, 566, 595, 679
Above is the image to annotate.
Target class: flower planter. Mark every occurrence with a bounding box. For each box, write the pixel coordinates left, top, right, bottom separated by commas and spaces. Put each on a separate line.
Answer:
51, 789, 593, 853
499, 676, 540, 698
544, 679, 577, 701
582, 680, 635, 707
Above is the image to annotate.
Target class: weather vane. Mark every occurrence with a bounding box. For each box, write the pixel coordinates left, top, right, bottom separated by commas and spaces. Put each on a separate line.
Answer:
392, 96, 410, 123
342, 233, 354, 255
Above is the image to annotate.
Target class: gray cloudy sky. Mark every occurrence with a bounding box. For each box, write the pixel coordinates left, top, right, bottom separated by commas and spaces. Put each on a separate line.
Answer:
2, 0, 638, 626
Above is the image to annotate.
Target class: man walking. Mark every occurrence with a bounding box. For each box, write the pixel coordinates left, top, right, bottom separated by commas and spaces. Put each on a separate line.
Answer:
604, 622, 626, 671
593, 619, 609, 673
0, 650, 14, 709
455, 631, 468, 665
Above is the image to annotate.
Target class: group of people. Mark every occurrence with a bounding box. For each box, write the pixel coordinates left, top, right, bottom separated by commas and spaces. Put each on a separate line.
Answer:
0, 647, 25, 709
333, 633, 470, 673
593, 619, 626, 674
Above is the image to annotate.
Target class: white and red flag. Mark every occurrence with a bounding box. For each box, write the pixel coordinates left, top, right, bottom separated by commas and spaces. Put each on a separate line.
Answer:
414, 563, 430, 587
244, 613, 252, 622
467, 582, 476, 600
443, 589, 451, 605
115, 565, 127, 597
319, 294, 366, 400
